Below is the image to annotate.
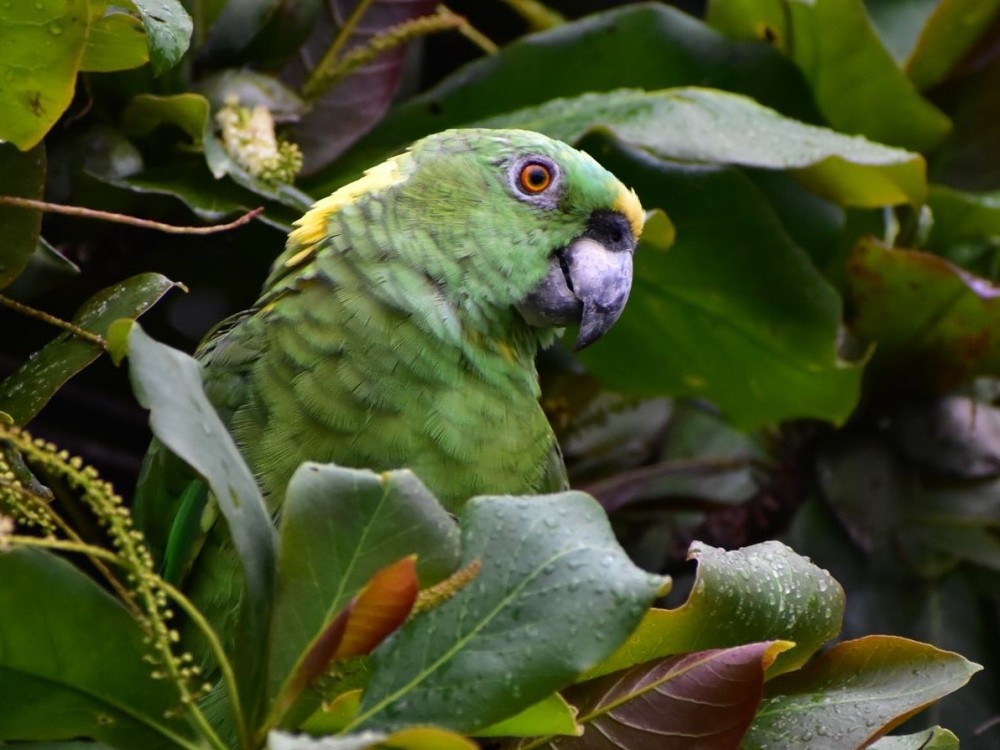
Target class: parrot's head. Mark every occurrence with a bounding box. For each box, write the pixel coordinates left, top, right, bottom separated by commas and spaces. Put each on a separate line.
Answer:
406, 129, 643, 350
286, 128, 643, 350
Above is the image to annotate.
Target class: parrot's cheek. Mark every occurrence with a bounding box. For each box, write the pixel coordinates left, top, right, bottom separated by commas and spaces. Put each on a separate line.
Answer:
515, 235, 634, 350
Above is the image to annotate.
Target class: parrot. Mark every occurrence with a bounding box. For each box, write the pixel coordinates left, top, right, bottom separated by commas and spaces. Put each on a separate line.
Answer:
133, 127, 643, 661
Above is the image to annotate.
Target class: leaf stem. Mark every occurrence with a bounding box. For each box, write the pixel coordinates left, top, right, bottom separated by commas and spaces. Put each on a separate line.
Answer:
302, 0, 377, 99
0, 294, 106, 349
160, 579, 250, 750
498, 0, 565, 30
0, 196, 264, 235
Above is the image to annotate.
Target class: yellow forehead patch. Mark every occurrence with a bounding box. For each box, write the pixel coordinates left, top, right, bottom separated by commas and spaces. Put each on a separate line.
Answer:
287, 153, 409, 252
614, 184, 644, 242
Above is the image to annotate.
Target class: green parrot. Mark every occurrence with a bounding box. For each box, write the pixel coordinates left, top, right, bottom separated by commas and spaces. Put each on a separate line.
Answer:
134, 127, 643, 654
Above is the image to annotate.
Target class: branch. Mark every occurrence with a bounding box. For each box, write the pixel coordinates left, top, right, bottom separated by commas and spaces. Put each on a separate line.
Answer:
0, 196, 264, 235
0, 294, 107, 349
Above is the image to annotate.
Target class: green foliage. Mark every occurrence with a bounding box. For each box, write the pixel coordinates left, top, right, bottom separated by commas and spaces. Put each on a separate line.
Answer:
3, 0, 1000, 747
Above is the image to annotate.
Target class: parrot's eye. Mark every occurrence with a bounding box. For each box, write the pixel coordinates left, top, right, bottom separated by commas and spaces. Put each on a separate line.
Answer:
518, 162, 553, 194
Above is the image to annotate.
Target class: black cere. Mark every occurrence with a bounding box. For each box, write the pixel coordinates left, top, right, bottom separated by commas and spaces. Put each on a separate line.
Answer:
585, 211, 634, 254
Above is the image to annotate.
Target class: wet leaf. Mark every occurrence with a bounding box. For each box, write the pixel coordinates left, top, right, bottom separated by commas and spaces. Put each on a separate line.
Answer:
707, 0, 951, 153
131, 0, 192, 75
0, 0, 89, 149
847, 237, 1000, 388
0, 141, 46, 289
742, 636, 982, 749
587, 541, 842, 680
544, 642, 791, 750
477, 87, 926, 207
354, 493, 666, 732
0, 549, 199, 748
269, 464, 460, 710
0, 273, 179, 425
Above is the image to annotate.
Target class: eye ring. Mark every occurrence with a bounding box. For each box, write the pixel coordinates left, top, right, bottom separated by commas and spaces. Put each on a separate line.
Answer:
518, 162, 553, 194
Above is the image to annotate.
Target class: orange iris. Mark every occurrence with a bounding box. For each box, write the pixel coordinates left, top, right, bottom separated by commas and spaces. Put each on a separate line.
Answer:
519, 163, 552, 193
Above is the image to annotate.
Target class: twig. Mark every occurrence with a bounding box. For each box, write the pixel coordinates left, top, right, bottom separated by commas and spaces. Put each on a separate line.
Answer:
0, 196, 264, 235
303, 7, 471, 99
0, 294, 107, 349
499, 0, 565, 30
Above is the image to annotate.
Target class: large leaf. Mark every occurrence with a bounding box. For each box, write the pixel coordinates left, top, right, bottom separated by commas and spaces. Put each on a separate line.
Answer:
587, 541, 843, 681
131, 0, 192, 74
742, 636, 982, 749
706, 0, 951, 153
125, 322, 277, 725
352, 492, 667, 732
476, 87, 926, 207
0, 0, 89, 149
0, 548, 199, 749
0, 141, 46, 289
0, 273, 179, 425
268, 464, 460, 711
544, 642, 791, 750
306, 3, 818, 195
847, 237, 1000, 388
282, 0, 437, 173
578, 137, 862, 430
197, 0, 322, 67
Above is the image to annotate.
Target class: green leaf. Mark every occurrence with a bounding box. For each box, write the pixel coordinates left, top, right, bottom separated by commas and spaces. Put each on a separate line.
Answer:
742, 636, 982, 749
268, 464, 460, 717
847, 237, 1000, 387
476, 87, 926, 207
904, 0, 1000, 90
706, 0, 951, 153
545, 642, 791, 750
475, 693, 580, 738
353, 492, 666, 732
80, 8, 148, 72
0, 141, 46, 289
306, 3, 818, 195
0, 548, 199, 748
587, 541, 843, 681
3, 237, 80, 301
125, 322, 277, 725
868, 727, 959, 749
0, 273, 179, 425
131, 0, 192, 75
122, 93, 208, 144
577, 138, 862, 430
0, 0, 89, 149
926, 184, 1000, 262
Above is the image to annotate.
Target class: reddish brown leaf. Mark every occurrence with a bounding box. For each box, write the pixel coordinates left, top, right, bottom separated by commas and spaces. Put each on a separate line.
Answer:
281, 0, 438, 173
547, 641, 790, 749
275, 555, 418, 720
336, 554, 419, 658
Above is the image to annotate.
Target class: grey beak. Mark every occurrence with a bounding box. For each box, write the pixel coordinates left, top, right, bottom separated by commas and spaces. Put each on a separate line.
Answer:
516, 211, 636, 350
